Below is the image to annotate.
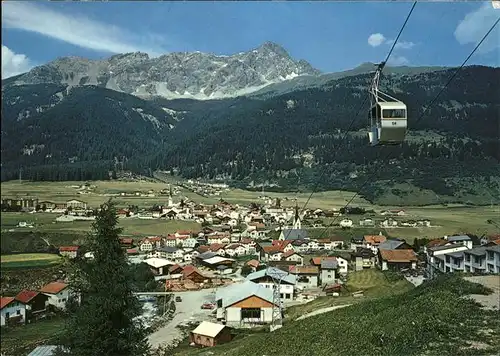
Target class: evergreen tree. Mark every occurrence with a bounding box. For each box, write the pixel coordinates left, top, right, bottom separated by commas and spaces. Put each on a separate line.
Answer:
57, 200, 150, 356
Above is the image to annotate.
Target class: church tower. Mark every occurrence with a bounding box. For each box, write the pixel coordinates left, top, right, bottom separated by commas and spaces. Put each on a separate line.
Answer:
292, 203, 301, 229
168, 185, 173, 207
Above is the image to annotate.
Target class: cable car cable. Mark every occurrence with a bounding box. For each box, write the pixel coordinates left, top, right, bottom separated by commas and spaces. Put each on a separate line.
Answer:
282, 2, 418, 241
315, 16, 500, 241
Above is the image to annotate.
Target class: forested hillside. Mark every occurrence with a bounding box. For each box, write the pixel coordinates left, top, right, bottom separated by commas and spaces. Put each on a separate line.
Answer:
2, 65, 499, 204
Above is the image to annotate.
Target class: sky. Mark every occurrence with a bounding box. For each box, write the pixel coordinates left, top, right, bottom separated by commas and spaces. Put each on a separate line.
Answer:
2, 1, 499, 78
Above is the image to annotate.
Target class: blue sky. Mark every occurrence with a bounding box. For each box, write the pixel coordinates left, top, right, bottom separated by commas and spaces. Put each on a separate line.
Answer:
2, 1, 499, 78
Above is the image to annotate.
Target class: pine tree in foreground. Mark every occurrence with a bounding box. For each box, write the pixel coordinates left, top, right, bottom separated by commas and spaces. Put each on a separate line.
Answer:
57, 200, 150, 356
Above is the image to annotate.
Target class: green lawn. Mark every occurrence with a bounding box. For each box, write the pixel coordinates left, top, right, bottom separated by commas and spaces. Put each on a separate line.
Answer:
285, 270, 413, 320
0, 317, 66, 356
1, 253, 62, 270
183, 275, 499, 356
1, 212, 201, 237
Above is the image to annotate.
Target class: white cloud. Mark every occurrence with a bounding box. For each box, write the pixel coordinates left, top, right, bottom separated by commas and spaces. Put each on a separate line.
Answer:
368, 33, 386, 47
454, 2, 500, 54
387, 55, 409, 66
1, 2, 166, 56
386, 39, 416, 50
2, 45, 33, 79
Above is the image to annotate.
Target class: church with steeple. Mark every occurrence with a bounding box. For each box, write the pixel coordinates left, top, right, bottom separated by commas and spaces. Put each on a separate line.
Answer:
278, 203, 307, 241
292, 203, 301, 229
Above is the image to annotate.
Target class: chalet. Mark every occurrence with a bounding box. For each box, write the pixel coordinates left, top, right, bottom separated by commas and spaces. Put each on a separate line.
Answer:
281, 251, 304, 265
289, 266, 319, 289
320, 260, 337, 285
189, 321, 232, 347
272, 240, 295, 253
59, 246, 80, 259
246, 267, 296, 301
378, 249, 418, 271
363, 235, 387, 252
15, 290, 49, 321
311, 256, 349, 274
39, 282, 75, 310
182, 265, 209, 283
225, 244, 247, 257
352, 248, 376, 271
215, 280, 278, 327
209, 243, 227, 255
1, 297, 26, 326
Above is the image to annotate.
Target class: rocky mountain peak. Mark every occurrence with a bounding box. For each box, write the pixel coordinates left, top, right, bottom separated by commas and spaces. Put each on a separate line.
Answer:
7, 42, 321, 100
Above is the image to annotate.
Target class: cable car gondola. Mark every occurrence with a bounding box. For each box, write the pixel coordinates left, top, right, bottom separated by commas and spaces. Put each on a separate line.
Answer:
368, 61, 407, 146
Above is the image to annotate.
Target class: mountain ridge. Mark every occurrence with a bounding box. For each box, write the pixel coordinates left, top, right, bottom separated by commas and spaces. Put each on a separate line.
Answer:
4, 41, 321, 100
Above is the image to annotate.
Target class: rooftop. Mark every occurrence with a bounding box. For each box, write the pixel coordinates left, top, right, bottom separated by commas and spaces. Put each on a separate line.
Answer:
215, 280, 274, 308
379, 249, 417, 263
246, 266, 297, 285
40, 282, 68, 295
191, 321, 227, 338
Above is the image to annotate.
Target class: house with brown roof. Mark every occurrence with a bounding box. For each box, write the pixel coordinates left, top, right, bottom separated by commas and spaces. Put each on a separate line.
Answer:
378, 249, 418, 271
363, 234, 387, 252
281, 251, 304, 265
183, 265, 210, 284
40, 281, 75, 310
352, 248, 376, 271
15, 290, 49, 320
289, 266, 319, 289
1, 297, 26, 327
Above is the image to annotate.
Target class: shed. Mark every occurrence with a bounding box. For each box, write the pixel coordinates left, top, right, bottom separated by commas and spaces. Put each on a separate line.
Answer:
189, 321, 232, 347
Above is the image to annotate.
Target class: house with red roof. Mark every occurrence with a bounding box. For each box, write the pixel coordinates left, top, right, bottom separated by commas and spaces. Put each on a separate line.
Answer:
40, 281, 77, 310
15, 290, 49, 319
59, 246, 80, 259
1, 296, 26, 326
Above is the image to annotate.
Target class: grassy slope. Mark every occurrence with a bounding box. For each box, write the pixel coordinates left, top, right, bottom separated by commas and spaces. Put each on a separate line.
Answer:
181, 276, 499, 356
0, 317, 66, 356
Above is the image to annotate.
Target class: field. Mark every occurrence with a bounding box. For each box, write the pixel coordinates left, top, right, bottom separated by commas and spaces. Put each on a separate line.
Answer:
2, 180, 499, 242
0, 317, 65, 356
0, 253, 62, 269
1, 211, 201, 237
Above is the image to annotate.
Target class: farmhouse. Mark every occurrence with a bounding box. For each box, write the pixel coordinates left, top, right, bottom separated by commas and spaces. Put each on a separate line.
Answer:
59, 246, 80, 259
189, 321, 232, 347
1, 297, 26, 326
15, 290, 49, 321
39, 282, 76, 310
378, 249, 418, 271
215, 280, 277, 327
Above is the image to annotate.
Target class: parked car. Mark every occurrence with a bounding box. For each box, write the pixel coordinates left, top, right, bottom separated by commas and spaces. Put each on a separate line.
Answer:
175, 296, 182, 302
201, 303, 215, 309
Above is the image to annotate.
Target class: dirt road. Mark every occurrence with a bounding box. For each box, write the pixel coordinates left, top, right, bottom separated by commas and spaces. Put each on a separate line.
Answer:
296, 304, 352, 321
148, 288, 217, 349
464, 275, 500, 310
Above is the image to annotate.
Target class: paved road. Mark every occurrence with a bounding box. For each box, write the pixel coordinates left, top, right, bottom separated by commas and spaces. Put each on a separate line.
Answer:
147, 288, 216, 349
464, 275, 500, 310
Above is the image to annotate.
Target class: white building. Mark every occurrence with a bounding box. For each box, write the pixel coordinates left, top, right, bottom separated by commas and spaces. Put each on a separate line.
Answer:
485, 245, 500, 274
40, 282, 74, 310
246, 267, 296, 301
215, 280, 277, 327
1, 297, 26, 326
